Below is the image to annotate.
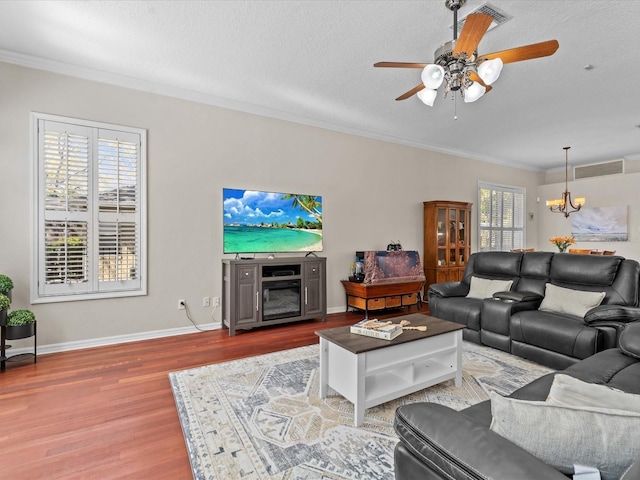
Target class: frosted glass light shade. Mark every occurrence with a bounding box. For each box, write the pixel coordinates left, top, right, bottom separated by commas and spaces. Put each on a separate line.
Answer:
478, 58, 503, 85
421, 64, 445, 89
463, 81, 486, 103
417, 88, 438, 106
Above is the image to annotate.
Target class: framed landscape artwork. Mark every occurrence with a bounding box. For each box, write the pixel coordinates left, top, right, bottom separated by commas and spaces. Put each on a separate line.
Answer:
571, 206, 628, 242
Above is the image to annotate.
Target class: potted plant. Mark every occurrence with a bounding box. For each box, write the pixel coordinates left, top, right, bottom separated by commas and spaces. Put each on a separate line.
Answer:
0, 274, 13, 301
0, 293, 9, 326
5, 309, 36, 340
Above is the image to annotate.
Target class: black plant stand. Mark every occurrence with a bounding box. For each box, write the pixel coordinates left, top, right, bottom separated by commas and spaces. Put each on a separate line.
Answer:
0, 321, 36, 372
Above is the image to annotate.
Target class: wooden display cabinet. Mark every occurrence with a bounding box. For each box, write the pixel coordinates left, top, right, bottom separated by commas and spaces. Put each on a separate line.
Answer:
423, 201, 472, 293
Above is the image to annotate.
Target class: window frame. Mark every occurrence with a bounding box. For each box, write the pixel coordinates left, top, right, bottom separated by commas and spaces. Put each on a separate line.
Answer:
477, 181, 526, 252
31, 112, 147, 303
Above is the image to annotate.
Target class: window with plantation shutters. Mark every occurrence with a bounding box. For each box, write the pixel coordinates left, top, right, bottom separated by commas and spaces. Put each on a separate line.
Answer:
33, 113, 146, 302
478, 182, 526, 252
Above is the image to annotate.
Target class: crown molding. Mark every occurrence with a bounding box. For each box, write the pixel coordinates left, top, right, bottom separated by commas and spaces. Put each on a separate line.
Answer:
0, 48, 541, 172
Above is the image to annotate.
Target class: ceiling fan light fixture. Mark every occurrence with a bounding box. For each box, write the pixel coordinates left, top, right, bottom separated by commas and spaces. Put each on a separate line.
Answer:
463, 81, 485, 103
477, 57, 503, 85
417, 88, 438, 106
421, 64, 445, 89
373, 2, 559, 111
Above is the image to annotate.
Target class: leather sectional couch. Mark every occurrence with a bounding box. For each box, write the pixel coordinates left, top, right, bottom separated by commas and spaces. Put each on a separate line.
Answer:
428, 251, 640, 369
393, 322, 640, 480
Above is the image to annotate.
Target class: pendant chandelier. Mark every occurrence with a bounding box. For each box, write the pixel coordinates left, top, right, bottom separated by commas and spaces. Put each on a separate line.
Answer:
546, 147, 585, 218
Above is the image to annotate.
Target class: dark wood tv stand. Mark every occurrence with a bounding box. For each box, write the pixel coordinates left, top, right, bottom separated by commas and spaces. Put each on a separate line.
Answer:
222, 257, 327, 335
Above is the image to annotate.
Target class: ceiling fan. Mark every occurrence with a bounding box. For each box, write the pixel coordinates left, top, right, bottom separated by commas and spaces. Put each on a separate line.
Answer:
374, 0, 559, 106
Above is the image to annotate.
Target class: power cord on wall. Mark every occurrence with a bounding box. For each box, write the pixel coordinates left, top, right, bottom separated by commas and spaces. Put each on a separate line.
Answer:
180, 300, 219, 332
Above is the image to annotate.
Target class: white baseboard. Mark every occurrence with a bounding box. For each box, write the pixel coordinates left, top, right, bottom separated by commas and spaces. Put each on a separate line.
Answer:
7, 322, 223, 357
7, 308, 348, 357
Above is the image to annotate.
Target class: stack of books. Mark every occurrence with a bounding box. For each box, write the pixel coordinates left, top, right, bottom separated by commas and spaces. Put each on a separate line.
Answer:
350, 319, 403, 340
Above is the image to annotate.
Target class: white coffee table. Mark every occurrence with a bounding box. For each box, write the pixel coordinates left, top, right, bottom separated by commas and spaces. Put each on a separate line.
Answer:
316, 313, 463, 427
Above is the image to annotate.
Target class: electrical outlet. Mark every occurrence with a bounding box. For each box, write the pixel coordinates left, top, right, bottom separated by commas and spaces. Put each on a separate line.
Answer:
212, 296, 220, 307
178, 299, 185, 310
202, 296, 210, 307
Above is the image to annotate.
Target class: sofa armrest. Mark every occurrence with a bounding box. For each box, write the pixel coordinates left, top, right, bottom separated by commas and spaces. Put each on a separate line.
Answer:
394, 403, 567, 480
493, 291, 543, 303
428, 282, 469, 298
584, 305, 640, 324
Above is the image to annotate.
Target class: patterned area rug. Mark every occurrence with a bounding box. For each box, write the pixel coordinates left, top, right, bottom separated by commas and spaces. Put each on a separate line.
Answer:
169, 341, 553, 480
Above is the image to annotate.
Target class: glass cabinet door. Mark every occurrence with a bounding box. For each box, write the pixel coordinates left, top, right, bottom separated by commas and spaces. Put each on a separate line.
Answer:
437, 208, 446, 246
458, 208, 466, 266
437, 208, 446, 265
449, 208, 457, 265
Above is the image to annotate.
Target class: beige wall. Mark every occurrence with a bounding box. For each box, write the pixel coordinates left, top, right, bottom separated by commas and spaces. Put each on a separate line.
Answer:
536, 173, 640, 258
0, 61, 543, 350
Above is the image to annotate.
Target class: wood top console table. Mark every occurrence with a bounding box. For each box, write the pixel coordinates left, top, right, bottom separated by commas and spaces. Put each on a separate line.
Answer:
341, 280, 424, 319
342, 250, 425, 319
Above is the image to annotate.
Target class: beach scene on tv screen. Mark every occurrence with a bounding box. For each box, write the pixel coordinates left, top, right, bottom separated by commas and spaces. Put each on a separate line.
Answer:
223, 189, 323, 253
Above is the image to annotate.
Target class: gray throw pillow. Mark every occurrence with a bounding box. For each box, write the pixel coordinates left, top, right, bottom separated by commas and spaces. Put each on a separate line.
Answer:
489, 392, 640, 480
547, 374, 640, 414
538, 283, 605, 318
465, 276, 513, 300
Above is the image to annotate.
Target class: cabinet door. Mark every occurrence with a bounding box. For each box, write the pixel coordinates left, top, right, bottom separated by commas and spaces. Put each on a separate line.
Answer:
303, 261, 324, 316
236, 264, 259, 326
450, 267, 465, 283
436, 207, 447, 266
457, 207, 468, 267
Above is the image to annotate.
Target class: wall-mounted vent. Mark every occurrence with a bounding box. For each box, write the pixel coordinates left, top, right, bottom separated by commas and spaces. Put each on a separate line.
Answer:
454, 3, 512, 32
574, 159, 624, 180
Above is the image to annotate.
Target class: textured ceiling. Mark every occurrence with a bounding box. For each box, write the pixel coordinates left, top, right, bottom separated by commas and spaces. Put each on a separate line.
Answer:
1, 0, 639, 171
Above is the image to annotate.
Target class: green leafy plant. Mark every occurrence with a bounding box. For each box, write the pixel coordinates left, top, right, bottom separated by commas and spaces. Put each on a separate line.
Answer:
0, 274, 14, 293
7, 309, 36, 326
0, 294, 9, 311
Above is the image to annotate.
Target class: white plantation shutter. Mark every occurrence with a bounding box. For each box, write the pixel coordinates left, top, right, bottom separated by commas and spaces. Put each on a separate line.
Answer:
33, 114, 146, 302
39, 121, 92, 295
478, 182, 526, 252
97, 130, 141, 290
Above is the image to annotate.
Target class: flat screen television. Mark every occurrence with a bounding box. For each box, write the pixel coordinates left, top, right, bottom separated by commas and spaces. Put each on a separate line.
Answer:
223, 188, 323, 254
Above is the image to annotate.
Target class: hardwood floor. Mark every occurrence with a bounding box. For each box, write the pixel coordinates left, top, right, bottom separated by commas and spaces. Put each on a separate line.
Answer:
0, 308, 425, 479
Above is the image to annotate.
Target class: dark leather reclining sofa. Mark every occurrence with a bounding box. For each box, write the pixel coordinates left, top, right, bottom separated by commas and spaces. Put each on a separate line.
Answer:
394, 322, 640, 480
428, 251, 640, 369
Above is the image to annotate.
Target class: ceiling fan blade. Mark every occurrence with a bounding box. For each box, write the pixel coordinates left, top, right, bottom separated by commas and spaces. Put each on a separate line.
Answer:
396, 83, 425, 101
468, 71, 492, 94
480, 40, 559, 64
374, 62, 427, 68
453, 13, 493, 59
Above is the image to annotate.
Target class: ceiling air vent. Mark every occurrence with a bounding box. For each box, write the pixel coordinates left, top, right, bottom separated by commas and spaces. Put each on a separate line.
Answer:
574, 159, 624, 180
454, 3, 512, 32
